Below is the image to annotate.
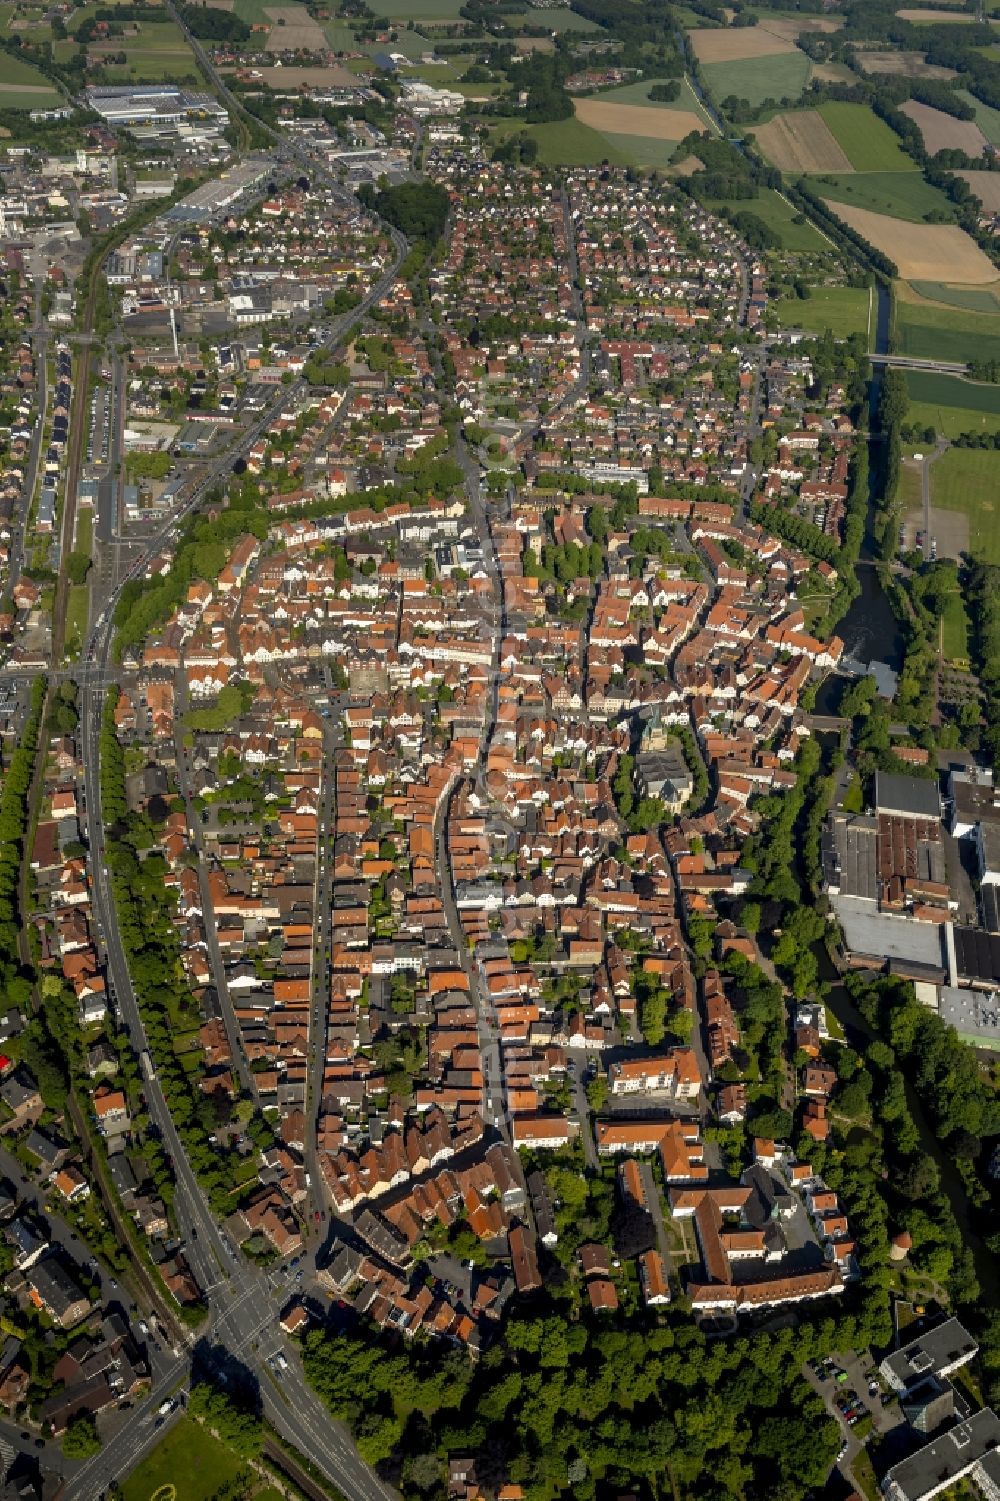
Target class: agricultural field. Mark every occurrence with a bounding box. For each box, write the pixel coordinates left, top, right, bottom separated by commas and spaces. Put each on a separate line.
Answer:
373, 0, 467, 13
0, 49, 61, 106
751, 108, 852, 172
956, 88, 1000, 144
900, 98, 988, 155
958, 169, 1000, 212
513, 6, 600, 28
929, 447, 1000, 563
774, 283, 872, 338
906, 369, 1000, 440
120, 1418, 247, 1501
700, 51, 812, 108
96, 19, 198, 82
817, 100, 918, 171
857, 49, 956, 77
897, 7, 975, 18
574, 98, 707, 141
264, 3, 326, 48
814, 170, 957, 222
826, 203, 997, 281
810, 61, 857, 84
688, 25, 799, 61
599, 134, 692, 167
895, 283, 1000, 365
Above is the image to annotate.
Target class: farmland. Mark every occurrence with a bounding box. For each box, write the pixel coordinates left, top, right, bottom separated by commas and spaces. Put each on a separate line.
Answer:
824, 204, 997, 281
705, 187, 829, 251
959, 170, 1000, 213
701, 52, 812, 109
688, 26, 799, 61
957, 89, 1000, 144
0, 50, 61, 106
574, 99, 707, 141
752, 108, 852, 173
929, 447, 1000, 563
817, 100, 918, 170
857, 49, 956, 77
489, 117, 628, 166
774, 284, 872, 338
95, 19, 199, 82
900, 98, 988, 155
264, 3, 326, 49
895, 284, 1000, 365
906, 370, 1000, 439
897, 7, 975, 18
815, 170, 957, 222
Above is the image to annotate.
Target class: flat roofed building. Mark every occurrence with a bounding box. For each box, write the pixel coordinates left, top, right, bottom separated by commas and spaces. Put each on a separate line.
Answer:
881, 1409, 1000, 1501
875, 771, 941, 823
881, 1318, 978, 1393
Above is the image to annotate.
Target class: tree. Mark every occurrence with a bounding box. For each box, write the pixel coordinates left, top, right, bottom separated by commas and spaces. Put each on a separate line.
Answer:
63, 1415, 101, 1458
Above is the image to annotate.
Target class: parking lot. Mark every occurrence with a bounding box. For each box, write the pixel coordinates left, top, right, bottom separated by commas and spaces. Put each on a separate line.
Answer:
804, 1349, 904, 1478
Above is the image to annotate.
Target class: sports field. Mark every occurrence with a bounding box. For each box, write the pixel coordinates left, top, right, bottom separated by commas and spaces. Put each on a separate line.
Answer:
906, 370, 1000, 440
774, 284, 872, 338
121, 1417, 246, 1501
705, 186, 829, 251
816, 170, 955, 223
929, 447, 1000, 563
701, 51, 811, 109
895, 281, 1000, 365
817, 100, 916, 171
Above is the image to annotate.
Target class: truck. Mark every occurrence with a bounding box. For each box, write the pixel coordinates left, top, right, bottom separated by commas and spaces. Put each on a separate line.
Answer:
141, 1051, 154, 1081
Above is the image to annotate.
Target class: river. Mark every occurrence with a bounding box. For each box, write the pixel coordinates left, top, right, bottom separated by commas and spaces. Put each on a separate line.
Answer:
815, 282, 905, 712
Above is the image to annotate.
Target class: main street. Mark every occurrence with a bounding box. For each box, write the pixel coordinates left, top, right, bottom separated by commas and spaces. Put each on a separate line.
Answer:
58, 159, 408, 1498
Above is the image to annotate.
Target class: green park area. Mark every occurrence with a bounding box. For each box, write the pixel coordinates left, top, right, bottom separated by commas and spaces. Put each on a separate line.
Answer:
818, 100, 917, 171
930, 446, 1000, 563
120, 1418, 246, 1501
774, 284, 872, 339
906, 370, 1000, 440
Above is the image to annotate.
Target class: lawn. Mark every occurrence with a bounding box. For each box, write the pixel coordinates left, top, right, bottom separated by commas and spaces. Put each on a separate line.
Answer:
817, 100, 917, 171
121, 1417, 246, 1501
701, 51, 811, 110
956, 88, 1000, 144
774, 283, 872, 339
895, 288, 1000, 366
929, 446, 1000, 562
74, 506, 92, 556
0, 49, 61, 106
810, 170, 955, 222
705, 186, 829, 250
64, 585, 89, 660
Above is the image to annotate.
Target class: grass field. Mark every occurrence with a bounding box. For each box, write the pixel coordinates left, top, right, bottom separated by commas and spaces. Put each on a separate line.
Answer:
375, 0, 467, 14
899, 457, 924, 510
64, 585, 89, 659
490, 116, 628, 165
98, 19, 198, 81
929, 447, 1000, 562
513, 6, 600, 27
774, 283, 872, 338
817, 100, 916, 170
594, 75, 716, 132
895, 285, 1000, 365
705, 186, 829, 250
811, 170, 954, 222
121, 1418, 246, 1501
906, 370, 1000, 439
74, 506, 92, 556
942, 588, 971, 660
701, 51, 811, 109
0, 49, 61, 106
956, 88, 1000, 144
907, 280, 1000, 312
